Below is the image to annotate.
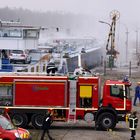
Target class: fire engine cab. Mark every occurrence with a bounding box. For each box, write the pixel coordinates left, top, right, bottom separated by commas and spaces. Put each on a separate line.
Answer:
0, 74, 132, 130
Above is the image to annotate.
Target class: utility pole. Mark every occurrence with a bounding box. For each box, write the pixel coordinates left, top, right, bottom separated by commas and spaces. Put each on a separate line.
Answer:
136, 30, 138, 55
125, 29, 129, 63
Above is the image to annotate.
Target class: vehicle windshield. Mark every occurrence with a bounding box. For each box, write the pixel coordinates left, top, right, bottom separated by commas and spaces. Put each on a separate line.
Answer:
0, 115, 14, 130
125, 85, 131, 99
11, 50, 23, 54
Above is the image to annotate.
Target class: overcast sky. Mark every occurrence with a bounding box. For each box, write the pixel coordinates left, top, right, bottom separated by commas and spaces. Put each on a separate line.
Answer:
0, 0, 139, 63
0, 0, 139, 27
0, 0, 138, 21
0, 1, 139, 37
0, 0, 139, 32
0, 1, 139, 40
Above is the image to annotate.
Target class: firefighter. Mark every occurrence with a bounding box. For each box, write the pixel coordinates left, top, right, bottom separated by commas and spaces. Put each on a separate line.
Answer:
46, 59, 57, 76
74, 66, 84, 75
1, 49, 8, 59
74, 66, 91, 76
133, 82, 140, 106
129, 111, 138, 140
41, 110, 54, 140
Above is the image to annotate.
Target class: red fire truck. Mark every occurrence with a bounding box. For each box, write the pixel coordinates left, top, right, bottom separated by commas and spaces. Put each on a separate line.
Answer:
0, 74, 132, 130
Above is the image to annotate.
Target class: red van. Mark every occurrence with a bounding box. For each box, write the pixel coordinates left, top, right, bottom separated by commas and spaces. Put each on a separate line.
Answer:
0, 115, 32, 140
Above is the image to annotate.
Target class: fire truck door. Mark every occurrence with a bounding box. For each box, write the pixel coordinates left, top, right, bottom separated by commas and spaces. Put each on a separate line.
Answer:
109, 84, 126, 110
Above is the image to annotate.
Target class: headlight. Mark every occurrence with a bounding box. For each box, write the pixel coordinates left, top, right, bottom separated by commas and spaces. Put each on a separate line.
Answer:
26, 129, 30, 134
15, 132, 20, 138
15, 130, 30, 139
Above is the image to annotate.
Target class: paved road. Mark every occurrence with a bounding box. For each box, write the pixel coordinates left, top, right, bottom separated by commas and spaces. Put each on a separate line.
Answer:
29, 116, 140, 140
29, 93, 140, 139
29, 66, 140, 140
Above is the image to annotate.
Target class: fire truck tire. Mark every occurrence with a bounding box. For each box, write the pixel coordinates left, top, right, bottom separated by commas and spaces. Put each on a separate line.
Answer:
98, 112, 116, 130
31, 113, 44, 129
11, 113, 28, 128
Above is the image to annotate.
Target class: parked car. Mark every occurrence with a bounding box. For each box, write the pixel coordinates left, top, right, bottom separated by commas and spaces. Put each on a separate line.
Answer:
0, 115, 32, 140
9, 50, 31, 64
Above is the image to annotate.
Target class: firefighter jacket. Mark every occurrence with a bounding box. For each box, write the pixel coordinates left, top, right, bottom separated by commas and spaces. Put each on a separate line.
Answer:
42, 113, 52, 130
129, 114, 138, 130
47, 62, 56, 69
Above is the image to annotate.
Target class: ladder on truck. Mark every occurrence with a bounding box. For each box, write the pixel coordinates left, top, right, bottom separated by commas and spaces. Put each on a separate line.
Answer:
68, 80, 77, 123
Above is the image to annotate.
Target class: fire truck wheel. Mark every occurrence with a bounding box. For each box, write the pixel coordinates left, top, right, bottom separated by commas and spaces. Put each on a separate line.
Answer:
31, 113, 44, 129
98, 112, 116, 130
11, 113, 28, 128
